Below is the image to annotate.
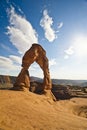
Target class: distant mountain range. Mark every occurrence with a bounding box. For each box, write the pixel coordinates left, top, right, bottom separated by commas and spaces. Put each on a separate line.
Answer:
0, 75, 87, 87
52, 79, 87, 87
30, 76, 87, 87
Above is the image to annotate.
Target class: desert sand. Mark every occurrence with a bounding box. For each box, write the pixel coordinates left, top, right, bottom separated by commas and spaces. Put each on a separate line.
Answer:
0, 90, 87, 130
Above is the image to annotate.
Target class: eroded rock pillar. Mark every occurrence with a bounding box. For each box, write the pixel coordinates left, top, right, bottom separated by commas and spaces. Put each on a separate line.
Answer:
13, 68, 30, 90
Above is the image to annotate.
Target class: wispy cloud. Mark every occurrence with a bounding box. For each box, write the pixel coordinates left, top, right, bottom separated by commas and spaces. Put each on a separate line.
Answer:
18, 7, 24, 15
64, 46, 74, 55
64, 46, 74, 59
0, 55, 21, 76
9, 55, 22, 64
1, 44, 11, 52
7, 6, 38, 54
0, 43, 15, 54
40, 10, 63, 42
58, 22, 63, 29
49, 59, 56, 68
0, 56, 13, 68
40, 10, 57, 42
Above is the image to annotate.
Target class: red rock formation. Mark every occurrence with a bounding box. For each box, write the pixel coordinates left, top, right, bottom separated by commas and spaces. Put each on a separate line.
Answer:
13, 68, 30, 90
13, 43, 52, 91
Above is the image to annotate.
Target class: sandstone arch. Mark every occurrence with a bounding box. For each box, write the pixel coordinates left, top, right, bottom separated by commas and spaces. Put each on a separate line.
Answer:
13, 44, 52, 91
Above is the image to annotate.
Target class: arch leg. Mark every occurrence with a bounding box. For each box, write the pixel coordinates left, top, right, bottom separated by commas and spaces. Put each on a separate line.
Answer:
36, 57, 52, 90
13, 68, 30, 90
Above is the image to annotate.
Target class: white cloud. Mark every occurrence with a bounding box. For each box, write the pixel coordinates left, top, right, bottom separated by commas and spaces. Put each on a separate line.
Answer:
64, 46, 74, 55
40, 10, 57, 42
0, 55, 21, 76
64, 46, 74, 59
7, 6, 38, 54
58, 22, 63, 29
49, 59, 56, 68
9, 55, 22, 64
0, 56, 13, 68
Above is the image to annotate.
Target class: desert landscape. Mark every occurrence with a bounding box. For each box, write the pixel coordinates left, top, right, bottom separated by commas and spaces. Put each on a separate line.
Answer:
0, 0, 87, 130
0, 75, 87, 130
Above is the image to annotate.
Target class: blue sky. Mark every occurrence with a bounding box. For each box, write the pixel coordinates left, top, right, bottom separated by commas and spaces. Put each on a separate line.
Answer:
0, 0, 87, 79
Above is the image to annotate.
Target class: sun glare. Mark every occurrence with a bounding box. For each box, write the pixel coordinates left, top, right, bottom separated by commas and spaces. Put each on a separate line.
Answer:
74, 35, 87, 57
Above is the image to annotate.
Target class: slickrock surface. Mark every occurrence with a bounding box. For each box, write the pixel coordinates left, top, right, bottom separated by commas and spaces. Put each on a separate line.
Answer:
0, 90, 87, 130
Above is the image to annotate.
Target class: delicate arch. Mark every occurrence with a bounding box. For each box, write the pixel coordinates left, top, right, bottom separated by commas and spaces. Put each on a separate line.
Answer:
13, 43, 52, 91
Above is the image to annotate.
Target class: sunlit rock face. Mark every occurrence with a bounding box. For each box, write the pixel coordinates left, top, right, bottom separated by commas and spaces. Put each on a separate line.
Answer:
13, 43, 52, 91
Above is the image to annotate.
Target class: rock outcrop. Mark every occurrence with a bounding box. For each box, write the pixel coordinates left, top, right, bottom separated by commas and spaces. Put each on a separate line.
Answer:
0, 75, 11, 84
30, 81, 73, 100
0, 75, 16, 85
13, 44, 52, 92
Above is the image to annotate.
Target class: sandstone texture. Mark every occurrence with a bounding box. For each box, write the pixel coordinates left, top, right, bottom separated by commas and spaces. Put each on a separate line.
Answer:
13, 69, 30, 90
0, 90, 87, 130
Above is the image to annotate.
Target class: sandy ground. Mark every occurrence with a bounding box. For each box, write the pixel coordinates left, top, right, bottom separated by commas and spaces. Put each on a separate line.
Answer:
0, 90, 87, 130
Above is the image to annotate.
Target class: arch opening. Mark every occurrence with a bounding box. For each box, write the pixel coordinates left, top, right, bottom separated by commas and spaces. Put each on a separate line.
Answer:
29, 62, 43, 79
